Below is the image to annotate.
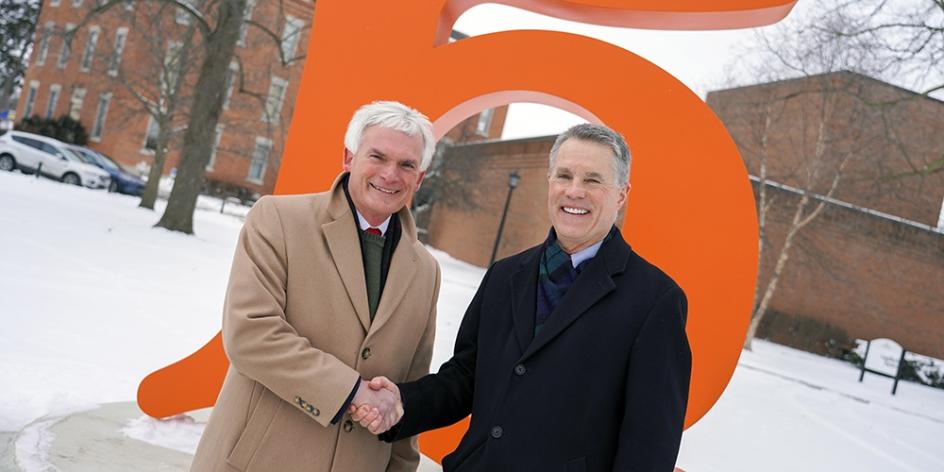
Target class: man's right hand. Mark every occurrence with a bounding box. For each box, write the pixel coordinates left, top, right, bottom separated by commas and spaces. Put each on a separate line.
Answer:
349, 377, 402, 434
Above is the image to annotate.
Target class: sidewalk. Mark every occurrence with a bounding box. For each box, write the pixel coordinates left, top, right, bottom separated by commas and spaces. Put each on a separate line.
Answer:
1, 403, 442, 471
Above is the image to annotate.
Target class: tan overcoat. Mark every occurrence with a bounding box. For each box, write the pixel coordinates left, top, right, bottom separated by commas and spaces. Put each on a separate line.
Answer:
191, 174, 440, 472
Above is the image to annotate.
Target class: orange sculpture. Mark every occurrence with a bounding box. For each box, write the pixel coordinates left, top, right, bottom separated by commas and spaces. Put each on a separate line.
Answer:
138, 0, 798, 463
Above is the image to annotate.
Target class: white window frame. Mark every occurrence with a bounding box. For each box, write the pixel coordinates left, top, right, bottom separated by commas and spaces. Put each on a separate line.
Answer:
237, 0, 257, 46
72, 0, 84, 7
937, 197, 944, 232
50, 0, 61, 7
262, 76, 288, 123
247, 136, 272, 183
90, 93, 112, 141
36, 22, 54, 66
141, 116, 159, 154
280, 15, 304, 61
207, 124, 224, 170
108, 27, 129, 76
476, 108, 495, 136
162, 40, 183, 94
175, 0, 192, 25
80, 26, 100, 72
57, 23, 76, 69
23, 81, 40, 118
222, 61, 239, 110
69, 87, 86, 120
45, 84, 62, 119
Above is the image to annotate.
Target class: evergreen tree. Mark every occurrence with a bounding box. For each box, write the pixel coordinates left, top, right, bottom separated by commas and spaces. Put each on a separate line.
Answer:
0, 0, 42, 113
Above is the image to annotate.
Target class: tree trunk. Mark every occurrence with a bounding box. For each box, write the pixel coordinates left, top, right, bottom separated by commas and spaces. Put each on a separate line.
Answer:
139, 123, 171, 210
156, 0, 245, 234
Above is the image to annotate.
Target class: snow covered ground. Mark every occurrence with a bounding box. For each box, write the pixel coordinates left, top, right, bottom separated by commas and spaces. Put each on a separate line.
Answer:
1, 169, 943, 471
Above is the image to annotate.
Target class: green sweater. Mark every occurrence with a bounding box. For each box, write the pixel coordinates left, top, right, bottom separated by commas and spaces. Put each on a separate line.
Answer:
360, 229, 385, 321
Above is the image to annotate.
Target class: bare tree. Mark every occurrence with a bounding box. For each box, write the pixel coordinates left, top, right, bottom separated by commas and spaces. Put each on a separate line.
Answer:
80, 2, 202, 208
411, 117, 489, 238
76, 0, 311, 234
716, 6, 891, 350
818, 0, 944, 179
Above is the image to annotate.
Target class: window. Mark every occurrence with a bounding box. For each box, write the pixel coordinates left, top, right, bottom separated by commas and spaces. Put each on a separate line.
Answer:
247, 137, 271, 182
238, 0, 257, 46
938, 197, 944, 232
175, 0, 192, 25
72, 0, 83, 7
80, 26, 100, 72
476, 108, 495, 136
222, 62, 238, 109
207, 124, 224, 169
163, 40, 183, 93
143, 117, 159, 152
280, 16, 304, 61
50, 0, 60, 6
45, 84, 62, 119
124, 0, 134, 11
69, 87, 86, 120
23, 81, 39, 118
262, 77, 288, 123
91, 93, 111, 141
36, 22, 54, 66
108, 27, 129, 76
57, 23, 76, 69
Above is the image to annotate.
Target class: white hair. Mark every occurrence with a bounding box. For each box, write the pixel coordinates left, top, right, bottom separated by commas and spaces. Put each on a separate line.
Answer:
343, 101, 436, 171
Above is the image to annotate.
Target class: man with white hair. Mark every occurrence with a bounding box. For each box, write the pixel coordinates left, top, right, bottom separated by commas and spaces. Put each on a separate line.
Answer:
191, 101, 440, 472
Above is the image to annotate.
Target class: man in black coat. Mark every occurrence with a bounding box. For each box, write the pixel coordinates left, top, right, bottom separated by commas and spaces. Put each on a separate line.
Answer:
354, 123, 691, 471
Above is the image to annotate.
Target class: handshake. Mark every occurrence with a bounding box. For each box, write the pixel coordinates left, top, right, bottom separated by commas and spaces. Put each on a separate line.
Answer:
347, 376, 402, 434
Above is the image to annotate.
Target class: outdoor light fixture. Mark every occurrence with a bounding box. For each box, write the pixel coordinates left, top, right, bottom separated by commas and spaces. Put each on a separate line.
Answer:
490, 170, 521, 266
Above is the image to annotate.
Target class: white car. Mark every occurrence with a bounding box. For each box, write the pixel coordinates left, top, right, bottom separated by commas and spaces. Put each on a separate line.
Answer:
0, 130, 111, 189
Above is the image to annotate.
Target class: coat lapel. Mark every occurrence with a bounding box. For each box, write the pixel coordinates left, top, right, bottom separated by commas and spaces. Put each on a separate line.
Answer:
519, 233, 631, 362
323, 177, 371, 333
367, 205, 420, 337
510, 248, 541, 353
367, 239, 417, 337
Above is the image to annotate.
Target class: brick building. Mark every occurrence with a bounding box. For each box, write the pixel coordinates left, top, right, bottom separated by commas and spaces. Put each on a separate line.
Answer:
17, 0, 316, 197
426, 72, 944, 358
16, 4, 505, 198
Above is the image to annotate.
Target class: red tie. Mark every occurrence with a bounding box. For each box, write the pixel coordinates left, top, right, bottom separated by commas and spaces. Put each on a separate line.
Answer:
365, 227, 381, 236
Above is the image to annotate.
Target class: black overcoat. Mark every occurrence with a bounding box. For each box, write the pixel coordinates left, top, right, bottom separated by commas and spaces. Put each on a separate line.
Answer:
386, 230, 691, 471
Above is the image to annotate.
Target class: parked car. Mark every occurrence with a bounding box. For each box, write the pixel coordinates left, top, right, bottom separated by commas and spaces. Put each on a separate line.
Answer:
67, 145, 146, 196
0, 130, 110, 189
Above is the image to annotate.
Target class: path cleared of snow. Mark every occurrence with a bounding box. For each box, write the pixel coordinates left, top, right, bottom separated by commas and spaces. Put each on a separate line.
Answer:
1, 169, 942, 471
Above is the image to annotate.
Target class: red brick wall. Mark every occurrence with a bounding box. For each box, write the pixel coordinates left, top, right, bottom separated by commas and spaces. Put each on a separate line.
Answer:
427, 137, 555, 267
755, 182, 944, 358
426, 73, 944, 358
18, 0, 314, 196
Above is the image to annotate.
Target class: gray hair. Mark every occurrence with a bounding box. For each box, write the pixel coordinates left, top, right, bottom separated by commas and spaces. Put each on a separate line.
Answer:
548, 123, 631, 186
344, 101, 436, 171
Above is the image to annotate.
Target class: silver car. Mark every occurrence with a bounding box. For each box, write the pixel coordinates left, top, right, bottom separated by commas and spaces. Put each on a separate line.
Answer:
0, 130, 111, 189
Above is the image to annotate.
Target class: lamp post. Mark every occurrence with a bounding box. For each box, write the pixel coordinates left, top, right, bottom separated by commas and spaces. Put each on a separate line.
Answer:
489, 170, 521, 266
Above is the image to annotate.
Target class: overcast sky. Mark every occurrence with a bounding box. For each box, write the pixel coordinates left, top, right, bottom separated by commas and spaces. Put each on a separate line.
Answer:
453, 2, 814, 139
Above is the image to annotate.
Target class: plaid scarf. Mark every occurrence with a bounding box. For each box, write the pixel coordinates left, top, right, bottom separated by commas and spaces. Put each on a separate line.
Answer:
534, 231, 595, 335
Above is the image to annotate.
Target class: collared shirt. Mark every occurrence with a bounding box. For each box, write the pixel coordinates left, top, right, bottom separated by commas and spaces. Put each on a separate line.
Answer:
569, 238, 605, 269
355, 210, 391, 235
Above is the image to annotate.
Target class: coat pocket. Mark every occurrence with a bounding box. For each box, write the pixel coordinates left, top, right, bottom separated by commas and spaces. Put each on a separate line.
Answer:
226, 389, 282, 471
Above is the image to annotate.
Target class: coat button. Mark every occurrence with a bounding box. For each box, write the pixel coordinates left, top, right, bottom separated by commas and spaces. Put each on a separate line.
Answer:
514, 364, 526, 376
490, 426, 503, 439
343, 420, 354, 432
361, 347, 372, 360
310, 406, 320, 417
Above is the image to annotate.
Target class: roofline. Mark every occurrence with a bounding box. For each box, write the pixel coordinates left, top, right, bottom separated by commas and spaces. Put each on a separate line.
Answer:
707, 70, 944, 107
